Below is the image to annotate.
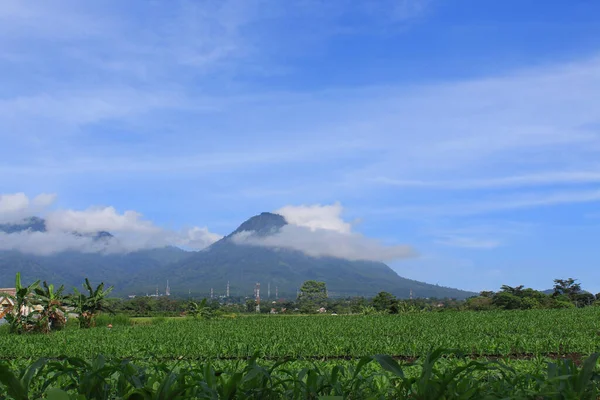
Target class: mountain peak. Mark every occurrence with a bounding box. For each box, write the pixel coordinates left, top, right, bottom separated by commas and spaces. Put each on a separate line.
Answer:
229, 212, 287, 237
0, 216, 47, 233
0, 217, 113, 241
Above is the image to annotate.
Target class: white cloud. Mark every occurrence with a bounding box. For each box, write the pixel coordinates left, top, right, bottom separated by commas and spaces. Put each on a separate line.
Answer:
175, 227, 223, 250
369, 189, 600, 218
0, 192, 56, 223
0, 231, 108, 256
0, 192, 29, 214
0, 193, 222, 255
233, 224, 414, 262
32, 193, 57, 207
276, 202, 352, 233
444, 190, 600, 216
45, 206, 160, 234
374, 171, 600, 190
232, 203, 415, 262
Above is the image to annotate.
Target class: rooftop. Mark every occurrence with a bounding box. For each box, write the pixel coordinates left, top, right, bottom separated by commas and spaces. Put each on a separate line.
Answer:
0, 288, 16, 297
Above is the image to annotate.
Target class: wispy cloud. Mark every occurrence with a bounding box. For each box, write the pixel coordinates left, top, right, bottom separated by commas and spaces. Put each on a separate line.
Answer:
434, 236, 501, 249
372, 189, 600, 217
374, 171, 600, 190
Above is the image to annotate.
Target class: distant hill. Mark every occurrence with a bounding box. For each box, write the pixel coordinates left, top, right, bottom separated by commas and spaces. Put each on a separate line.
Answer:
0, 213, 476, 299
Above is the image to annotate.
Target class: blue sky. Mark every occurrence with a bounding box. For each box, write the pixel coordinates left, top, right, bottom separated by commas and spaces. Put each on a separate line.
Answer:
1, 0, 600, 293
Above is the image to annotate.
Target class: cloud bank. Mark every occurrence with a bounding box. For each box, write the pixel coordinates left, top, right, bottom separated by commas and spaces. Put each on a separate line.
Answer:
0, 192, 56, 223
1, 195, 413, 261
0, 193, 222, 255
234, 203, 415, 262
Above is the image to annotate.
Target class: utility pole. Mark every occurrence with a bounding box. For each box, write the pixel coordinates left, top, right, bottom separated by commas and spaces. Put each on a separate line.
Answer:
268, 282, 271, 299
255, 282, 261, 313
275, 286, 278, 300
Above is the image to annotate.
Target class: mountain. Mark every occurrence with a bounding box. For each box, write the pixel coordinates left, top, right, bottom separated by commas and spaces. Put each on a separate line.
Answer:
0, 216, 47, 233
136, 212, 475, 299
0, 213, 476, 299
0, 216, 113, 241
0, 217, 189, 290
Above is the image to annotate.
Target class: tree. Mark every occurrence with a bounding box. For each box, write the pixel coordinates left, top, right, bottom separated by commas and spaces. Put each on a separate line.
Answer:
245, 299, 256, 313
4, 273, 40, 334
372, 291, 396, 313
465, 296, 494, 311
33, 281, 67, 333
499, 285, 524, 296
298, 281, 327, 302
553, 278, 581, 299
297, 280, 327, 313
69, 279, 114, 328
492, 292, 523, 310
574, 292, 595, 307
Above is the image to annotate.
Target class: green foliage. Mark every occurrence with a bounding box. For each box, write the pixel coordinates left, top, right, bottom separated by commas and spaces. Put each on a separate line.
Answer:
553, 278, 582, 299
187, 298, 214, 319
2, 351, 600, 399
95, 313, 132, 327
68, 279, 114, 328
463, 282, 588, 311
33, 281, 67, 333
4, 272, 40, 334
372, 291, 396, 312
2, 309, 600, 359
298, 280, 327, 313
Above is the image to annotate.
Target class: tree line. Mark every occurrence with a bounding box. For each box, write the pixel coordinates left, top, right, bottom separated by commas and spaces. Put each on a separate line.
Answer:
463, 278, 596, 311
2, 276, 597, 333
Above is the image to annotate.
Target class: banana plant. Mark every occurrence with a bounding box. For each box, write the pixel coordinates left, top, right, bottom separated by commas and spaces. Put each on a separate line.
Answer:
4, 273, 40, 334
187, 298, 214, 320
33, 281, 67, 333
68, 278, 114, 328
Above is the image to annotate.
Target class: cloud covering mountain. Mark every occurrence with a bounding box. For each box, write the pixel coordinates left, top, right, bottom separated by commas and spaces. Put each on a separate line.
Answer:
0, 193, 413, 262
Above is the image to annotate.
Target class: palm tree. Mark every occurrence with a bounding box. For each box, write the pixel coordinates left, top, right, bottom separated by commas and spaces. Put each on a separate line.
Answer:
4, 273, 40, 334
69, 279, 114, 328
33, 281, 67, 333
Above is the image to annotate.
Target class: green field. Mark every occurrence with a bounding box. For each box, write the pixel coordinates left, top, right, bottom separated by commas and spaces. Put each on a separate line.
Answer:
2, 308, 600, 359
2, 309, 600, 398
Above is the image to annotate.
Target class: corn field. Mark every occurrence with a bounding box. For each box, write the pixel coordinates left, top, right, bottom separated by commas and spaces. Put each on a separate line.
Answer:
2, 309, 600, 398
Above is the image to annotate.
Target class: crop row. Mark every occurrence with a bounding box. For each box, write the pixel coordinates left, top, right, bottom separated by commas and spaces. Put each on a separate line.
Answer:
2, 350, 600, 399
1, 309, 600, 360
